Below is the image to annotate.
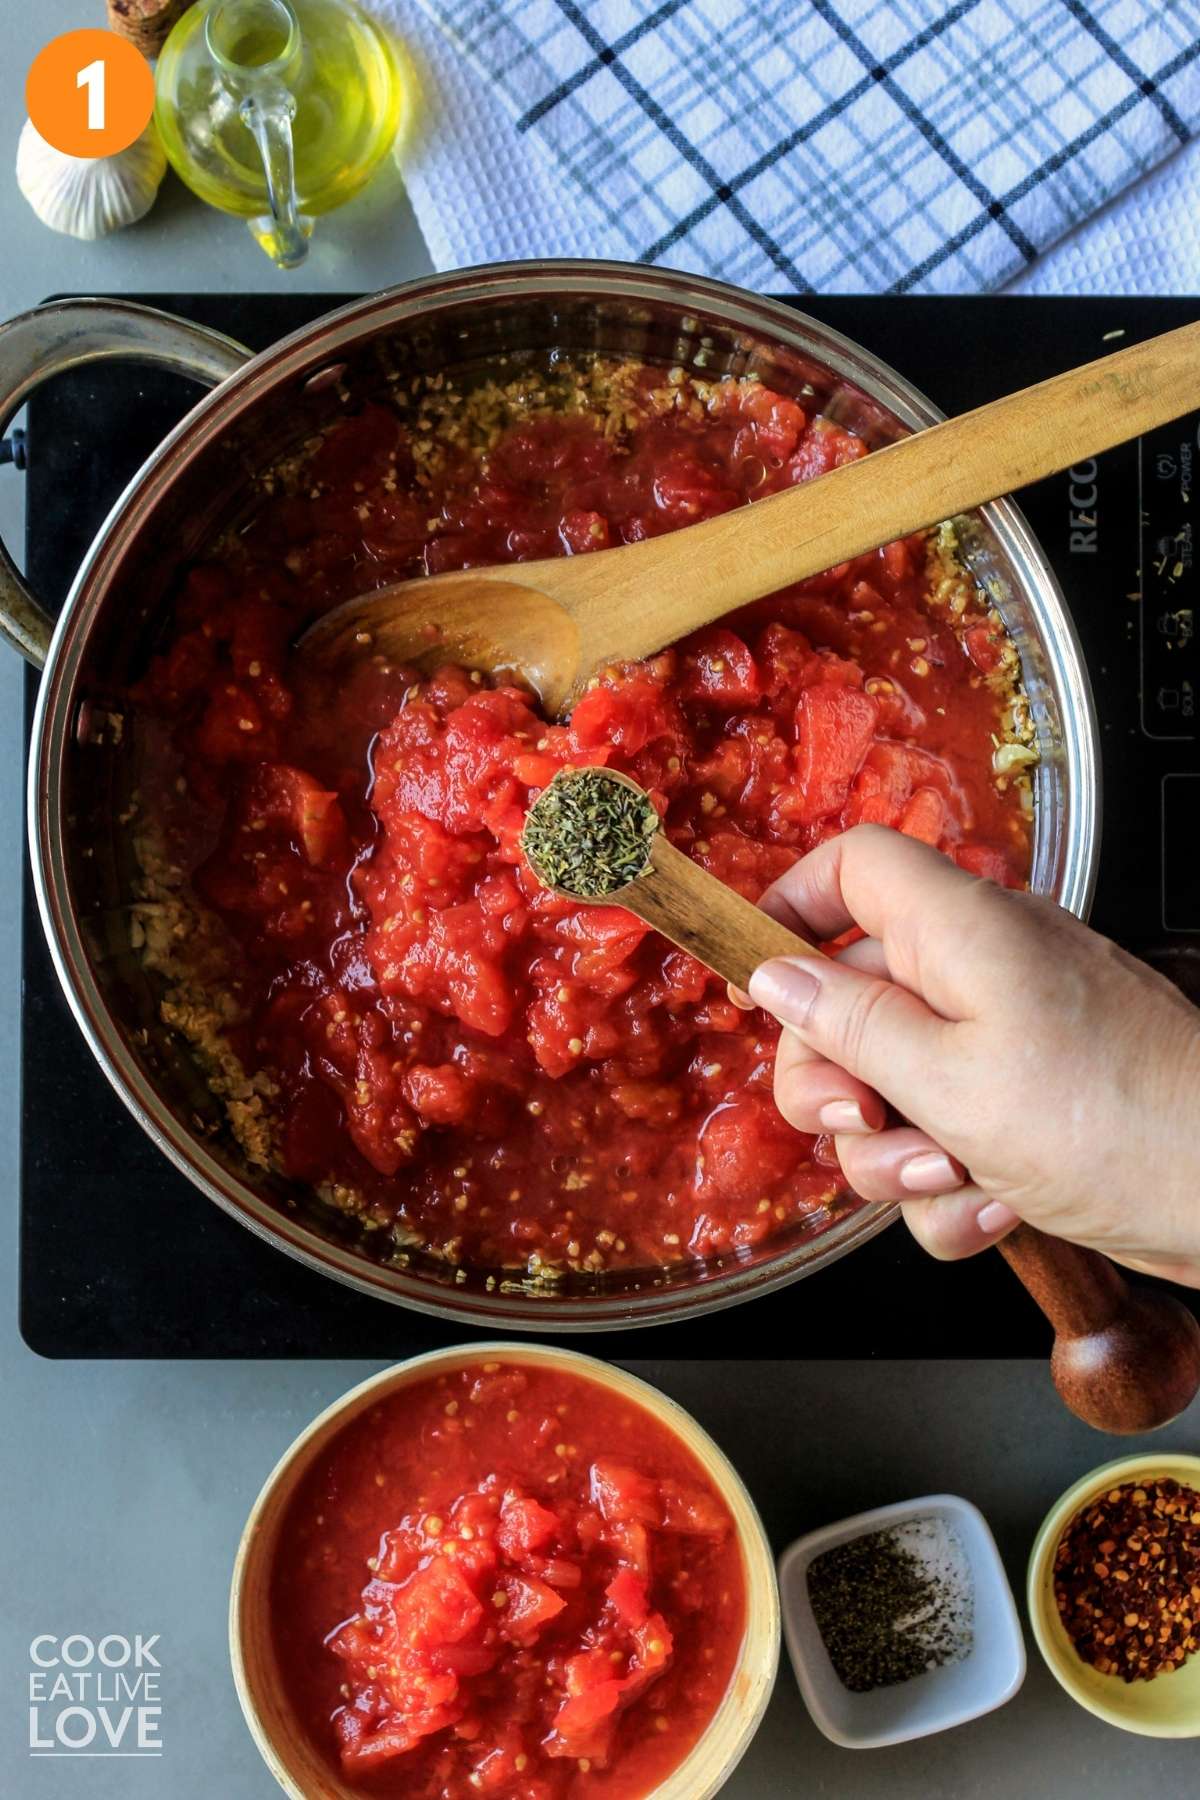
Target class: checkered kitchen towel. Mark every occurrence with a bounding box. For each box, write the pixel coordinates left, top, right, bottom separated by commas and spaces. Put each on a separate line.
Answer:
374, 0, 1200, 293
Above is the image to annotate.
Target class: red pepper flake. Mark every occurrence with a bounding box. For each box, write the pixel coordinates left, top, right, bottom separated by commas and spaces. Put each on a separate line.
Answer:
1053, 1478, 1200, 1682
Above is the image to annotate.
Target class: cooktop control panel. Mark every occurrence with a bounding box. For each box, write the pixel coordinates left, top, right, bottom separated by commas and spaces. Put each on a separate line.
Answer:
1141, 413, 1199, 933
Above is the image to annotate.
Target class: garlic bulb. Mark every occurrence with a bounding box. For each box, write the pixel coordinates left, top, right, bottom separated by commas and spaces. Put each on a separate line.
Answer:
16, 118, 166, 240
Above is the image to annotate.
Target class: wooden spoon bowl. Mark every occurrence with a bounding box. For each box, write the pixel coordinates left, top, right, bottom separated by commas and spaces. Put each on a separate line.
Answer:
307, 570, 583, 708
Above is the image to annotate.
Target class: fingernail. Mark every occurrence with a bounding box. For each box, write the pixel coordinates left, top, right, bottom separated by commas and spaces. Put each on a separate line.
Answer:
819, 1099, 873, 1134
975, 1200, 1020, 1237
748, 958, 821, 1026
899, 1151, 963, 1195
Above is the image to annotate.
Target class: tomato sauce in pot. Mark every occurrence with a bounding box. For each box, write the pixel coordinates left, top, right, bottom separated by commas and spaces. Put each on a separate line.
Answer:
136, 362, 1031, 1282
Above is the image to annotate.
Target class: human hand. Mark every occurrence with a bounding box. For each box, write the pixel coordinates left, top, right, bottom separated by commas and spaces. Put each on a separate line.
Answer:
745, 824, 1200, 1287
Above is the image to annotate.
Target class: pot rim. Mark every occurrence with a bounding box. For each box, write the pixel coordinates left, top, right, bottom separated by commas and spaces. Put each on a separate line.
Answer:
26, 260, 1102, 1328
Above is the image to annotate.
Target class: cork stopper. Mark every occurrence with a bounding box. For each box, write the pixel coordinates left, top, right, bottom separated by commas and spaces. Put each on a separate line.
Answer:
106, 0, 195, 57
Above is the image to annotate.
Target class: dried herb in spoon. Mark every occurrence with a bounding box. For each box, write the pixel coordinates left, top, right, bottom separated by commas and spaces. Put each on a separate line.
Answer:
521, 767, 659, 898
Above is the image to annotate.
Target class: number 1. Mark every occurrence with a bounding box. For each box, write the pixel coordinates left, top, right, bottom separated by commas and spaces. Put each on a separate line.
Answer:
77, 57, 106, 132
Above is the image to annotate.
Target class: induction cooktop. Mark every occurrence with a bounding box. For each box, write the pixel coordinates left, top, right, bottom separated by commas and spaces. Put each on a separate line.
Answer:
16, 292, 1200, 1357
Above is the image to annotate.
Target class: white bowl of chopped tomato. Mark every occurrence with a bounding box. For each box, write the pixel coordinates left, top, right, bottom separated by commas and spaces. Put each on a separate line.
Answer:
1028, 1452, 1200, 1737
230, 1345, 780, 1796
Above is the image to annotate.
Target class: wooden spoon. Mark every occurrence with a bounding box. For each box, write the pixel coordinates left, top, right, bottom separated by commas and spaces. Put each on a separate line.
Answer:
301, 321, 1200, 711
532, 772, 1200, 1434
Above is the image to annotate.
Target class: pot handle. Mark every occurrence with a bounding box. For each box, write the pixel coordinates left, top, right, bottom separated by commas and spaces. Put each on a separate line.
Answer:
0, 298, 252, 667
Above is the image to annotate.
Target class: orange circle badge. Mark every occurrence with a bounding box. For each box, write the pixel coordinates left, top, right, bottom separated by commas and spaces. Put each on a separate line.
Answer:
26, 29, 156, 160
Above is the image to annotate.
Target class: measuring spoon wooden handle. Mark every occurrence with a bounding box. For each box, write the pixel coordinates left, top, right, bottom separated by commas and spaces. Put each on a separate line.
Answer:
623, 833, 823, 991
997, 1226, 1200, 1433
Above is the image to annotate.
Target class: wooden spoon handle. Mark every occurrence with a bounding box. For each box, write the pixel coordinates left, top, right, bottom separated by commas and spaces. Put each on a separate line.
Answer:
564, 319, 1200, 672
997, 1225, 1200, 1433
624, 833, 822, 992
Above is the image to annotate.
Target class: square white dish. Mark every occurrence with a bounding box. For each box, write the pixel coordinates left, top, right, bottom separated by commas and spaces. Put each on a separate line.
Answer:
778, 1493, 1026, 1748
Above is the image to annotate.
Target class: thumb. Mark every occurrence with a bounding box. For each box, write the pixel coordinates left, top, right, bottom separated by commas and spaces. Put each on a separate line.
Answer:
748, 953, 950, 1126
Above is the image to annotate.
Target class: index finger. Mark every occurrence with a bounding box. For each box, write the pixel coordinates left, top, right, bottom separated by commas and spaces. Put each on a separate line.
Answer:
757, 823, 1009, 1018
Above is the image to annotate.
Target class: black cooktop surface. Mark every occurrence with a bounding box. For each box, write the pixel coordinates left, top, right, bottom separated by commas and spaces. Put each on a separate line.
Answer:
18, 292, 1200, 1357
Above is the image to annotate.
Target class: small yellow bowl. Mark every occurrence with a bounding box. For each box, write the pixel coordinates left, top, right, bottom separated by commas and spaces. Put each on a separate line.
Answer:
1027, 1452, 1200, 1738
231, 1344, 780, 1798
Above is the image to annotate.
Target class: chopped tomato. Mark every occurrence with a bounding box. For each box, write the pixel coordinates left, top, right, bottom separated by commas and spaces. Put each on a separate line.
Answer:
607, 1569, 651, 1626
569, 676, 674, 755
793, 685, 879, 824
497, 1495, 560, 1557
497, 1574, 567, 1644
250, 763, 350, 866
393, 1556, 486, 1650
309, 403, 406, 489
679, 629, 760, 706
699, 1096, 807, 1204
965, 621, 1004, 673
590, 1461, 660, 1527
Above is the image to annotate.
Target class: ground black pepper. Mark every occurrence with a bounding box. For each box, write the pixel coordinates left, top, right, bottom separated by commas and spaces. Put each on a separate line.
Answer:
807, 1520, 974, 1693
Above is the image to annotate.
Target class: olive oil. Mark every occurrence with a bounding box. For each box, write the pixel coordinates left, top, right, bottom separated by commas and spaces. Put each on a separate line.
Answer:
155, 0, 406, 266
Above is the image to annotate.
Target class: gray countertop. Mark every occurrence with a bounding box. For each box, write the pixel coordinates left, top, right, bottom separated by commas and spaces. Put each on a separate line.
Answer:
2, 6, 1198, 1796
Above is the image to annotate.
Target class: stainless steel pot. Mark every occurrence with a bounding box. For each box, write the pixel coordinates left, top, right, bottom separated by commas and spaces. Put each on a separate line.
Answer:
0, 263, 1102, 1329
